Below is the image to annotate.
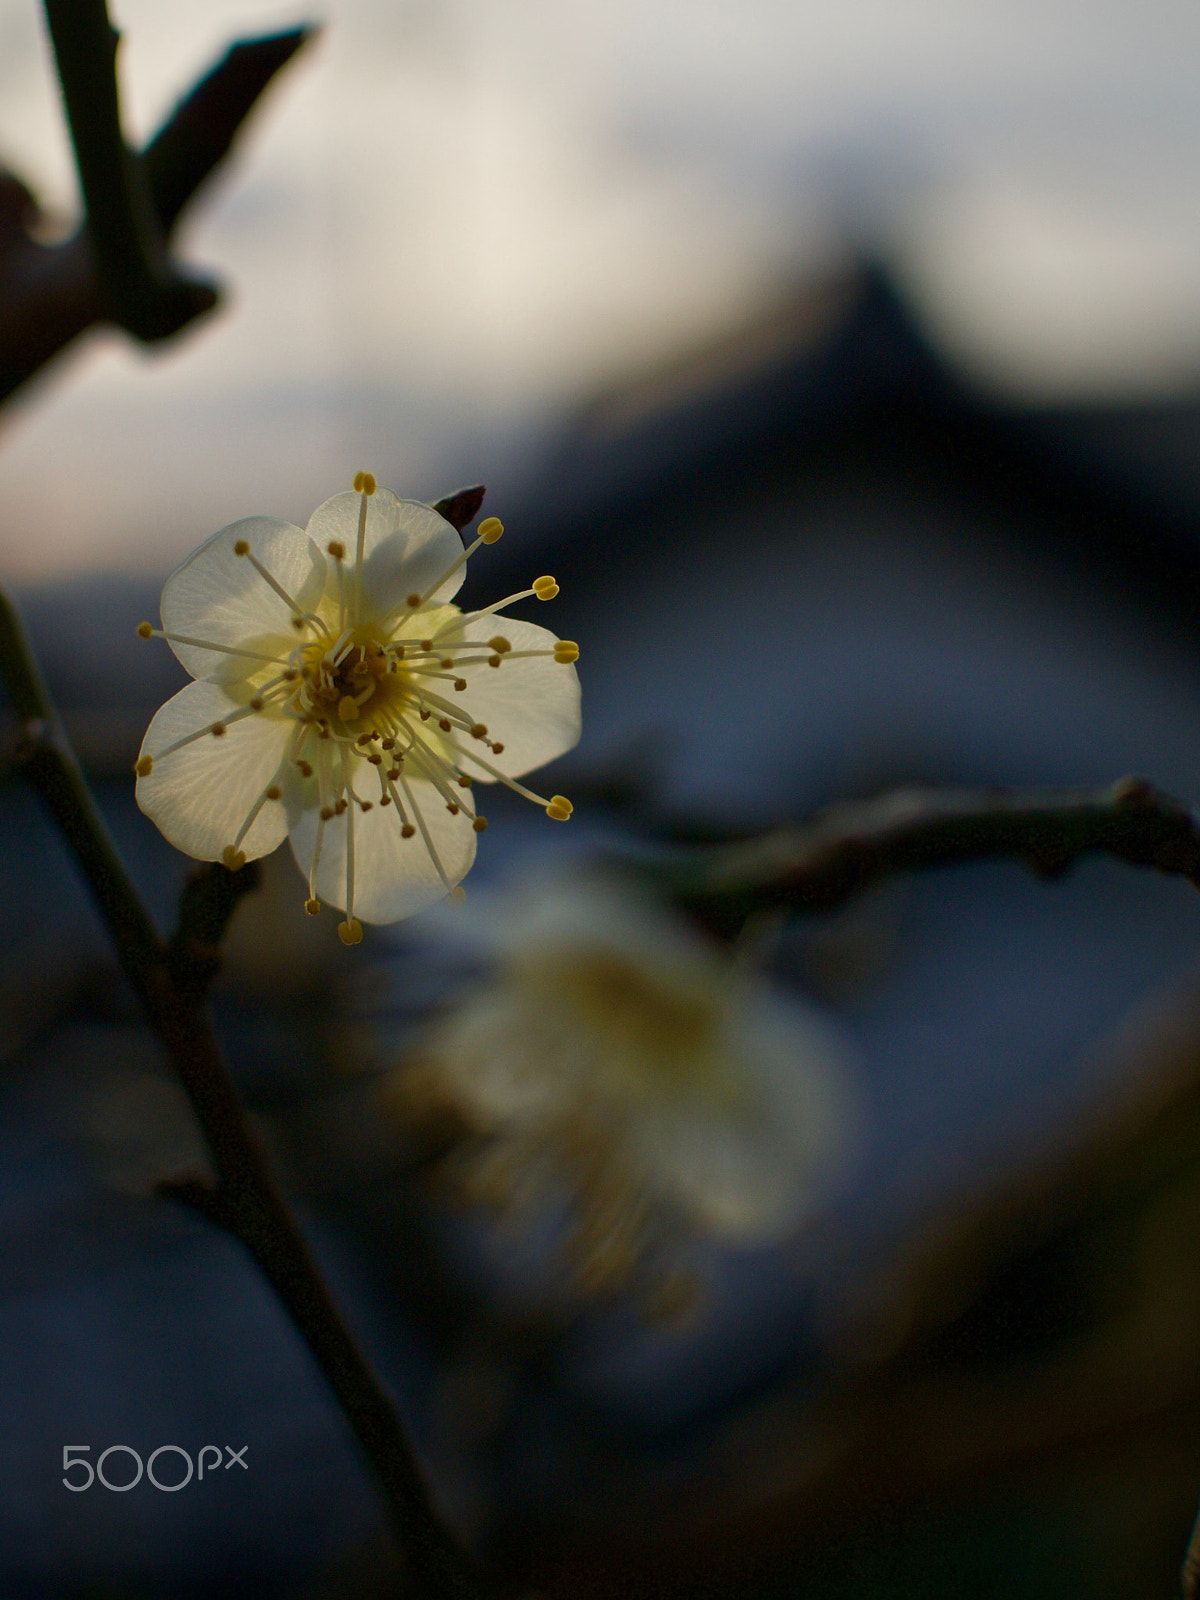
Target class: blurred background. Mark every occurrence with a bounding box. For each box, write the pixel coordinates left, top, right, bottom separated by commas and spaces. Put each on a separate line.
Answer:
8, 1, 1200, 1596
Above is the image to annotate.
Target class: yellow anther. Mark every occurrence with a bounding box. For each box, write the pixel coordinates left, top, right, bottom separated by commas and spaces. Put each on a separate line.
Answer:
327, 540, 346, 560
304, 898, 321, 915
353, 471, 376, 495
338, 918, 364, 945
478, 517, 504, 544
401, 824, 416, 839
448, 886, 467, 904
222, 846, 247, 871
457, 775, 472, 787
211, 722, 227, 737
337, 696, 359, 722
407, 593, 421, 609
488, 636, 511, 653
134, 755, 153, 777
554, 640, 579, 663
473, 816, 488, 832
533, 576, 559, 600
136, 621, 153, 639
266, 785, 282, 801
545, 795, 573, 821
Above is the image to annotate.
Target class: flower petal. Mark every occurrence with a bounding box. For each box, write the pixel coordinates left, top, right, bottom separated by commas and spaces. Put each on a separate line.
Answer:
455, 617, 581, 779
136, 681, 294, 861
161, 517, 326, 681
287, 774, 477, 923
304, 491, 466, 620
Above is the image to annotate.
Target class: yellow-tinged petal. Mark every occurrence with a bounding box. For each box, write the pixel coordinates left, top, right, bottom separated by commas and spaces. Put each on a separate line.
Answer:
304, 491, 467, 621
136, 680, 293, 862
287, 776, 477, 923
448, 616, 581, 779
161, 517, 326, 682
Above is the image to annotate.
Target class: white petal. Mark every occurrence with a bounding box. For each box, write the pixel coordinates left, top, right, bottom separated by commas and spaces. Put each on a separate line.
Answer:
160, 517, 326, 681
453, 617, 581, 779
136, 681, 294, 861
287, 775, 477, 923
304, 491, 466, 621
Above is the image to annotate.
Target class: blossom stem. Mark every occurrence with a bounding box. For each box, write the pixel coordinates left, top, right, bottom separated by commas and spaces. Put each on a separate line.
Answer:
0, 584, 487, 1599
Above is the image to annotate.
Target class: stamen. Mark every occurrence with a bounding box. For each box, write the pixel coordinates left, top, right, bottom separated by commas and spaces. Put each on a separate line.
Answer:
140, 627, 291, 667
344, 784, 357, 930
554, 641, 579, 663
223, 846, 247, 871
452, 742, 556, 807
533, 576, 559, 600
235, 540, 318, 629
354, 486, 370, 622
305, 898, 321, 915
134, 755, 153, 777
152, 702, 264, 759
545, 795, 573, 821
399, 773, 453, 893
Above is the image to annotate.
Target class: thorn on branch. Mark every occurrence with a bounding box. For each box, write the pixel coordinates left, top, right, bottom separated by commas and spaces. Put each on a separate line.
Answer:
433, 486, 487, 532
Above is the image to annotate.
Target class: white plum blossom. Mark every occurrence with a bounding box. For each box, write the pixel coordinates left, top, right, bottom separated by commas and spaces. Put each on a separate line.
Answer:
384, 872, 857, 1301
134, 474, 581, 942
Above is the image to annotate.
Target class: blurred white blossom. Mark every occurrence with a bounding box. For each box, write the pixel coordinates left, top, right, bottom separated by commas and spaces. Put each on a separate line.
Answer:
385, 871, 857, 1302
135, 476, 581, 941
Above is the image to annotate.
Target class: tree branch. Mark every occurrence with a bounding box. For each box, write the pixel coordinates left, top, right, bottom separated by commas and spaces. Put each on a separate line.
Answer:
0, 583, 485, 1599
658, 778, 1200, 934
0, 24, 313, 402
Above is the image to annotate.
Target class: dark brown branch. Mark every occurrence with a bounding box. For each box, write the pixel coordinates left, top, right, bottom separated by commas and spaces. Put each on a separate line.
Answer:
0, 25, 313, 402
43, 0, 217, 340
659, 778, 1200, 934
0, 584, 485, 1599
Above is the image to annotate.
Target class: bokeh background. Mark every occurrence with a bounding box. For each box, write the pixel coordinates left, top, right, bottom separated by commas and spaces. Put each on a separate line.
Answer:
8, 2, 1200, 1597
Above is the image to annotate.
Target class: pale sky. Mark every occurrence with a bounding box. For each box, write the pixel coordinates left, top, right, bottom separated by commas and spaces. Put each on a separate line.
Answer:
2, 0, 1200, 579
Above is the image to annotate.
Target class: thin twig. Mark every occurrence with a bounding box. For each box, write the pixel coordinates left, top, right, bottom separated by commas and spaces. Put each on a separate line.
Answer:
0, 586, 486, 1598
654, 778, 1200, 934
0, 25, 312, 401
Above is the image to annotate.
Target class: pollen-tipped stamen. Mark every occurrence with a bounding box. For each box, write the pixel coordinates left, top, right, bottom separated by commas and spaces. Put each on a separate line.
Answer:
140, 627, 293, 668
234, 541, 321, 632
399, 773, 454, 894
